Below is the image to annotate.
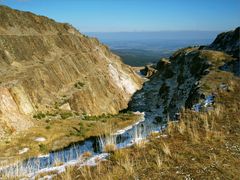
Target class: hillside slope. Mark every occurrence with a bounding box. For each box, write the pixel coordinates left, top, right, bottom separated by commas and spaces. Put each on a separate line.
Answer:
58, 28, 240, 179
0, 6, 142, 137
129, 27, 239, 122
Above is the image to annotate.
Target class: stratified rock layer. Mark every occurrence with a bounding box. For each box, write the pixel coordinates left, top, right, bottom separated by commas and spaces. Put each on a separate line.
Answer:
0, 6, 142, 136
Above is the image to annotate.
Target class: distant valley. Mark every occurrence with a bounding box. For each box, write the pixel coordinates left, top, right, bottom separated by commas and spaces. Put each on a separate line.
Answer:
86, 32, 220, 66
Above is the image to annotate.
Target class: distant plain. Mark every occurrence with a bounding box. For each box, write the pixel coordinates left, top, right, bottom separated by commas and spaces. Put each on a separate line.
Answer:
87, 31, 220, 66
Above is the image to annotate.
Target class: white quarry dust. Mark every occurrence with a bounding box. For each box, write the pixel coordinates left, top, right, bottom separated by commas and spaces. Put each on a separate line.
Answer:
108, 64, 137, 95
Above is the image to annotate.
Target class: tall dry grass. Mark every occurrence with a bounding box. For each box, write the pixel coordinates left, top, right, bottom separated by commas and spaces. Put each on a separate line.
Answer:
120, 155, 135, 177
155, 154, 163, 170
160, 142, 171, 157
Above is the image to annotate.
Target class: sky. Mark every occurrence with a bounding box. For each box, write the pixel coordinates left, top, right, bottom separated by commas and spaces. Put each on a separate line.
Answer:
0, 0, 239, 32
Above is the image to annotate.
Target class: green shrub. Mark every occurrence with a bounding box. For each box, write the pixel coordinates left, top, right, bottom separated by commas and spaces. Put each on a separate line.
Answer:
79, 122, 84, 128
126, 111, 133, 115
33, 112, 46, 119
46, 112, 57, 117
74, 112, 80, 116
45, 125, 51, 130
39, 144, 48, 152
60, 112, 73, 119
70, 127, 86, 137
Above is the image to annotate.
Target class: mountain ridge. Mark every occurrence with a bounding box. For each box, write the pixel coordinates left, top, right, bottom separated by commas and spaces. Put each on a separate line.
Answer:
0, 5, 143, 137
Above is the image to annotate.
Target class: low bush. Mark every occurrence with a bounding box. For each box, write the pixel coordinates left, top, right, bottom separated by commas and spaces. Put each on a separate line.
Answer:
74, 81, 85, 89
60, 112, 73, 119
33, 112, 46, 119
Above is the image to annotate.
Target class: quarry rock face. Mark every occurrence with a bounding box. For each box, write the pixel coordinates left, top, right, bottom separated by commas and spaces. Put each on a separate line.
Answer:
0, 6, 143, 136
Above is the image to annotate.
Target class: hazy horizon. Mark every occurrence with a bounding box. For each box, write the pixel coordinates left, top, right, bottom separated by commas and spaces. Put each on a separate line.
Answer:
86, 31, 221, 41
85, 31, 220, 66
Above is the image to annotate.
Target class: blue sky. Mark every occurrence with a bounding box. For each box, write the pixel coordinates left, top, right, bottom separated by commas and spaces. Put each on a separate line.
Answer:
0, 0, 239, 32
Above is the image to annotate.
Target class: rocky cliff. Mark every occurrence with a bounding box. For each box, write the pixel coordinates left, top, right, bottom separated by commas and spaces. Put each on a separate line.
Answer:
208, 27, 239, 58
129, 28, 239, 120
0, 6, 142, 137
207, 27, 240, 76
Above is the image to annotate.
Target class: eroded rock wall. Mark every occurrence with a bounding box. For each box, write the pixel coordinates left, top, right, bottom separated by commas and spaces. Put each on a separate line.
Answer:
0, 6, 143, 136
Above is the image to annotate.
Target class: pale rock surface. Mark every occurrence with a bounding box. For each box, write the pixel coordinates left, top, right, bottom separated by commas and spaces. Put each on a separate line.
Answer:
35, 137, 46, 142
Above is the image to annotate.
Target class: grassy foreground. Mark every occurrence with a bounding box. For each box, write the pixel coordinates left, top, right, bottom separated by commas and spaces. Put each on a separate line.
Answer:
53, 64, 240, 179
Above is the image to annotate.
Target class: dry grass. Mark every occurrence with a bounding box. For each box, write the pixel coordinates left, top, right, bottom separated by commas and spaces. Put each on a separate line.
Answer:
53, 159, 64, 167
52, 59, 240, 180
78, 166, 93, 180
177, 119, 186, 135
155, 154, 163, 170
2, 51, 240, 179
98, 121, 117, 153
0, 113, 140, 166
104, 144, 117, 153
120, 155, 135, 177
60, 166, 73, 180
82, 151, 92, 159
160, 142, 172, 157
134, 139, 147, 149
167, 121, 176, 136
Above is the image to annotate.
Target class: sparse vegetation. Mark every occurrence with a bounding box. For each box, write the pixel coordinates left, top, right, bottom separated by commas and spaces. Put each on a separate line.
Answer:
60, 112, 73, 119
55, 83, 239, 179
48, 48, 240, 180
45, 125, 51, 130
0, 112, 140, 171
74, 81, 85, 89
33, 112, 46, 119
104, 144, 117, 153
39, 144, 48, 153
33, 109, 83, 121
70, 126, 86, 137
